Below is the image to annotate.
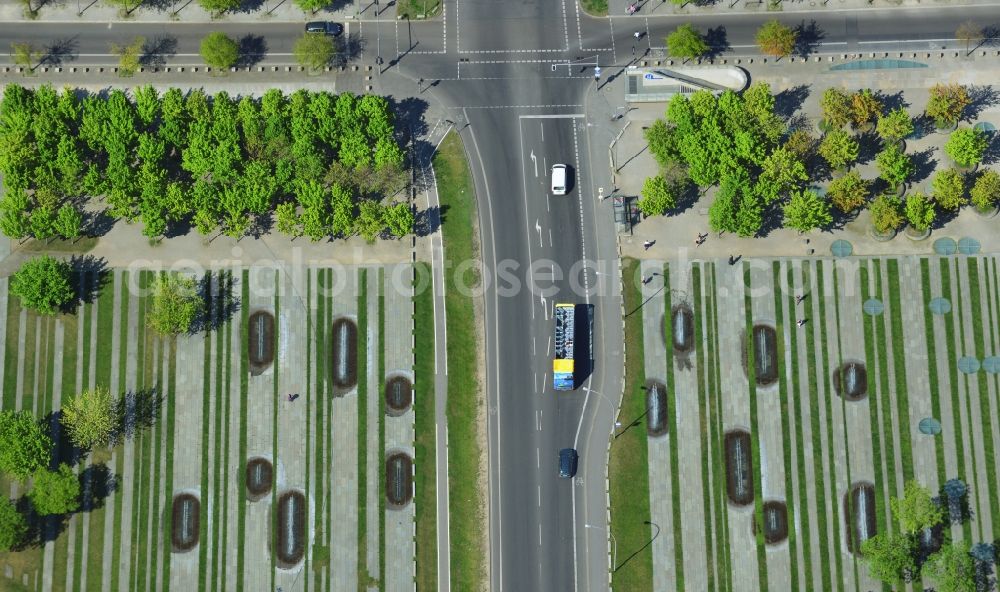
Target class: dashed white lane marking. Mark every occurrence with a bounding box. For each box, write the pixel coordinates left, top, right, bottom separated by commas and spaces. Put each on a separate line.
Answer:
571, 122, 589, 293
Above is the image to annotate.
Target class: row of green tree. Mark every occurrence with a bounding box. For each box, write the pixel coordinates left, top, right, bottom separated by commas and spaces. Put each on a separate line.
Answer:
861, 480, 983, 592
638, 83, 998, 236
664, 19, 989, 61
0, 84, 413, 243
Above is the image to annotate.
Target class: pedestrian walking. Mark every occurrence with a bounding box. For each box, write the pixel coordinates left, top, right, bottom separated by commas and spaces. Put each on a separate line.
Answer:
287, 393, 294, 401
797, 319, 807, 327
642, 275, 652, 285
634, 31, 642, 40
643, 240, 653, 250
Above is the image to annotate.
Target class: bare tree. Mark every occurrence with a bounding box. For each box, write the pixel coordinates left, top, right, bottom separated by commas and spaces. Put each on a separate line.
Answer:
956, 20, 984, 56
111, 37, 145, 77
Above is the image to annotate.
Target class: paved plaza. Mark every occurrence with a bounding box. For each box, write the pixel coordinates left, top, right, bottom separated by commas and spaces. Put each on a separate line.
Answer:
634, 253, 1000, 591
0, 264, 417, 592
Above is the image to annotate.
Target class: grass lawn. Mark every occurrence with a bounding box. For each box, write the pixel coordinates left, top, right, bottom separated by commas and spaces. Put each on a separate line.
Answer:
579, 0, 608, 16
432, 130, 487, 591
396, 0, 441, 19
20, 236, 98, 254
610, 258, 653, 591
413, 262, 438, 592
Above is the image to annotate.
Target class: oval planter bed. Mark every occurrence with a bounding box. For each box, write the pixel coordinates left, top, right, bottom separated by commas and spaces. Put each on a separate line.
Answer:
844, 482, 877, 554
172, 493, 200, 553
274, 490, 307, 568
724, 430, 754, 507
667, 305, 694, 354
903, 226, 931, 241
331, 317, 359, 395
246, 457, 274, 501
645, 379, 669, 438
386, 451, 414, 508
248, 310, 275, 375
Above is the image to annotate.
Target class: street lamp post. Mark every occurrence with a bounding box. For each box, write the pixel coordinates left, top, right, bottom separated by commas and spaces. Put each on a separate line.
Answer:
585, 523, 618, 571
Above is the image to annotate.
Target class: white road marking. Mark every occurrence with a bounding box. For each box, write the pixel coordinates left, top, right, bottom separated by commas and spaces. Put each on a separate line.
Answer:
540, 122, 545, 142
538, 485, 542, 506
536, 219, 543, 248
530, 150, 538, 177
536, 448, 541, 468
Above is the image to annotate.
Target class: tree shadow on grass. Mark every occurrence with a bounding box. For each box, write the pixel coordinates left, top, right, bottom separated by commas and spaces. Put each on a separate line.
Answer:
191, 270, 241, 334
774, 84, 810, 119
78, 462, 119, 512
112, 388, 164, 445
69, 255, 109, 308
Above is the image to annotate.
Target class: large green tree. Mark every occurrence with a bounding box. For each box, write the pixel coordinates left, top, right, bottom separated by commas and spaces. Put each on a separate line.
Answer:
755, 20, 797, 58
61, 386, 117, 449
783, 189, 832, 232
904, 191, 936, 232
944, 127, 988, 167
29, 464, 80, 516
875, 145, 914, 190
200, 32, 239, 69
820, 88, 853, 129
876, 107, 914, 144
294, 0, 332, 13
850, 89, 882, 130
10, 255, 75, 315
931, 168, 967, 210
383, 202, 415, 237
756, 147, 807, 203
0, 410, 52, 480
926, 83, 971, 128
818, 129, 860, 171
666, 24, 709, 60
0, 497, 27, 552
869, 193, 904, 235
923, 541, 976, 592
638, 175, 677, 216
971, 169, 1000, 211
294, 33, 336, 72
147, 274, 204, 336
10, 42, 41, 71
827, 171, 869, 214
890, 480, 945, 534
860, 533, 918, 585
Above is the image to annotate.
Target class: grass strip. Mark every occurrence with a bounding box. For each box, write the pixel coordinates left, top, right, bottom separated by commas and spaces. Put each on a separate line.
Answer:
413, 262, 438, 592
271, 276, 281, 591
610, 258, 653, 591
939, 260, 973, 543
2, 288, 21, 411
858, 263, 890, 542
198, 272, 213, 591
109, 272, 131, 592
740, 265, 769, 590
965, 258, 999, 538
985, 259, 1000, 540
219, 273, 234, 589
814, 262, 844, 590
783, 263, 813, 590
771, 262, 800, 589
885, 260, 915, 483
710, 264, 733, 592
160, 335, 178, 590
801, 261, 833, 590
378, 268, 387, 592
872, 262, 900, 525
306, 270, 317, 590
692, 266, 715, 591
395, 0, 441, 19
433, 131, 488, 590
661, 265, 684, 590
236, 270, 250, 590
829, 263, 862, 592
358, 268, 371, 588
917, 259, 948, 486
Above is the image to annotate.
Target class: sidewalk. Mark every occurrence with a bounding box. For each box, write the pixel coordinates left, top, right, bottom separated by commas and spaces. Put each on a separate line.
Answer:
608, 54, 1000, 262
0, 0, 395, 22
604, 0, 1000, 18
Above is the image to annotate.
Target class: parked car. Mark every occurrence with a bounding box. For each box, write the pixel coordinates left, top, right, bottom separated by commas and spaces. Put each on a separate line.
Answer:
305, 21, 344, 36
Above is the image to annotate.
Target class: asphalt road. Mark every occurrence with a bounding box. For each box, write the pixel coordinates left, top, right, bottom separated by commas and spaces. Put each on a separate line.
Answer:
4, 3, 1000, 592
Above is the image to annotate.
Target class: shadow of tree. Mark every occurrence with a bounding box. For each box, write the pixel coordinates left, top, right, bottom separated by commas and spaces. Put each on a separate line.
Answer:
112, 388, 164, 445
774, 84, 810, 120
414, 204, 445, 237
41, 37, 79, 67
335, 32, 364, 66
855, 129, 881, 166
793, 20, 824, 58
191, 270, 241, 334
236, 34, 267, 67
910, 146, 938, 184
140, 35, 178, 68
983, 133, 1000, 166
704, 26, 730, 59
69, 255, 109, 308
965, 84, 1000, 122
78, 462, 119, 512
873, 89, 908, 112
